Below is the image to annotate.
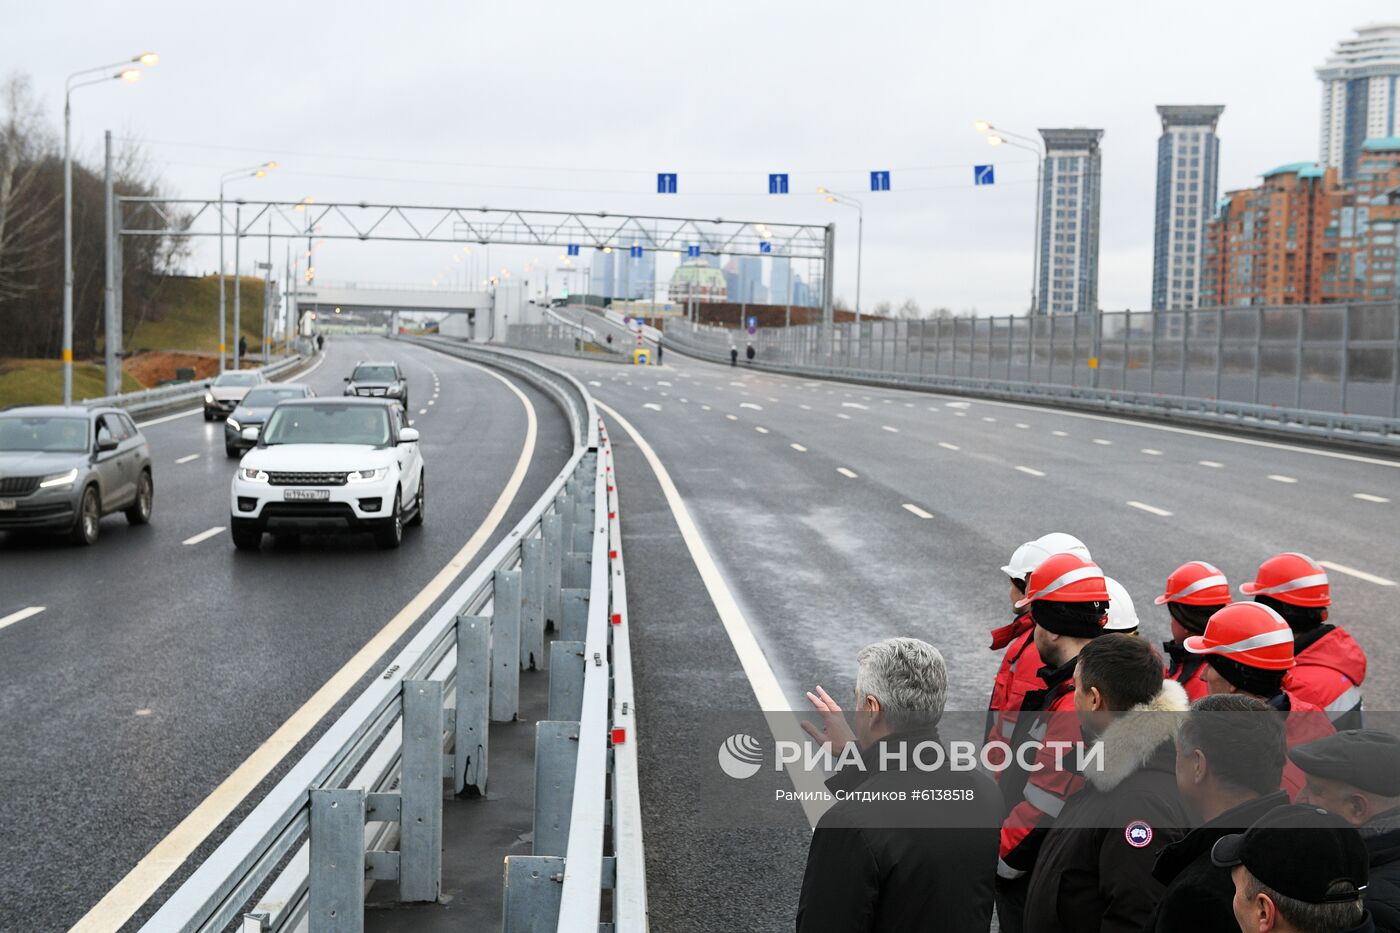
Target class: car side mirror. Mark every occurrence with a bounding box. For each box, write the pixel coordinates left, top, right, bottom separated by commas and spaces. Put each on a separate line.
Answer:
343, 376, 351, 382
96, 434, 118, 452
241, 427, 260, 442
398, 427, 419, 444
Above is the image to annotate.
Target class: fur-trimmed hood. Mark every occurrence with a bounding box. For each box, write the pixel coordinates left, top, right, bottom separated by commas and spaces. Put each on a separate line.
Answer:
1085, 679, 1190, 792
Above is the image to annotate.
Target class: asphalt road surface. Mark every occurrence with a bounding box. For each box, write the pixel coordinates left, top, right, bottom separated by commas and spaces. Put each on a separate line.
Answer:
0, 336, 573, 930
522, 345, 1400, 932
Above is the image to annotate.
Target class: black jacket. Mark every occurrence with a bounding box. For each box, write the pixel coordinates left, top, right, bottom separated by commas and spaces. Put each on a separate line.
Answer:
1023, 681, 1191, 933
795, 728, 1004, 933
1364, 810, 1400, 933
1145, 791, 1291, 933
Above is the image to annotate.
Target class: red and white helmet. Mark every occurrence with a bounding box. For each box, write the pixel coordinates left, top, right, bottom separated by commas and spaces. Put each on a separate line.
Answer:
1240, 552, 1331, 608
1183, 602, 1296, 670
1001, 532, 1092, 579
1014, 552, 1109, 610
1154, 561, 1232, 607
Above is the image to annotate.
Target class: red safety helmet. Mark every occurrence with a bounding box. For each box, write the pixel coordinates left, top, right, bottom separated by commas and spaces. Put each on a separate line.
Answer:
1014, 552, 1109, 610
1240, 552, 1331, 608
1183, 602, 1296, 670
1154, 561, 1232, 607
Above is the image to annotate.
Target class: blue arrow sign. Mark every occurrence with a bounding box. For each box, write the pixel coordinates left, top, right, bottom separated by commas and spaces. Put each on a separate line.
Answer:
629, 245, 644, 258
687, 244, 701, 258
656, 173, 678, 194
566, 243, 580, 256
768, 173, 789, 194
747, 316, 757, 328
974, 164, 996, 186
870, 170, 891, 192
759, 241, 772, 254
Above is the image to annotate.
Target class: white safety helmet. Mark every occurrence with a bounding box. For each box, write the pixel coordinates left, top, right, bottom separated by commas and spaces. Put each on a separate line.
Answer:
1103, 577, 1140, 633
1001, 532, 1092, 580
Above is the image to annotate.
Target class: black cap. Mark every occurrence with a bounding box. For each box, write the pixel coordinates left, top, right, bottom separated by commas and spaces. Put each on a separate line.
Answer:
1289, 730, 1400, 797
1211, 805, 1369, 905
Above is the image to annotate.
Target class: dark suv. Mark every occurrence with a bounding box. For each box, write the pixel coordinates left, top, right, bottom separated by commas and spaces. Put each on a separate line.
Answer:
343, 361, 408, 410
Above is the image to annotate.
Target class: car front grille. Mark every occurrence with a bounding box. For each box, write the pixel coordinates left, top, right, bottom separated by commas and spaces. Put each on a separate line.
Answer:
0, 476, 41, 496
354, 387, 389, 397
267, 471, 348, 486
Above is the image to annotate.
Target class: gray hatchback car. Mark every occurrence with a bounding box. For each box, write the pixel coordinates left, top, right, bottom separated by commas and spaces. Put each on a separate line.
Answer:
0, 406, 154, 545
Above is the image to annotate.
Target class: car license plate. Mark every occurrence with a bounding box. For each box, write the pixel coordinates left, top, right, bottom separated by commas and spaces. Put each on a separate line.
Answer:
0, 499, 14, 510
284, 489, 329, 501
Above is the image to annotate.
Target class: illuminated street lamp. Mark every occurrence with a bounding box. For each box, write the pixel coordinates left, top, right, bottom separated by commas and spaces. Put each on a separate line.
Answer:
816, 186, 864, 323
219, 160, 276, 370
976, 120, 1045, 313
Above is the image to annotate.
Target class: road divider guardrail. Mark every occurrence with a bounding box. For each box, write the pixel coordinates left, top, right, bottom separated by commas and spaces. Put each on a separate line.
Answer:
79, 344, 319, 419
137, 343, 646, 933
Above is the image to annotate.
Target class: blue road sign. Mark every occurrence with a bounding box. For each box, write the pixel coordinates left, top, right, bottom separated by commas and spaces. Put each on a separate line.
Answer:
759, 241, 772, 254
687, 244, 701, 258
870, 170, 891, 192
656, 173, 678, 194
768, 173, 789, 194
566, 243, 580, 256
629, 245, 644, 258
747, 316, 757, 328
974, 164, 996, 186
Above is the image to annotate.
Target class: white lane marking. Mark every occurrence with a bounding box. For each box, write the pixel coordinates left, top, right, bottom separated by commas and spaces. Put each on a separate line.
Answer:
938, 442, 960, 451
175, 454, 200, 464
726, 414, 738, 421
1016, 466, 1046, 477
1318, 560, 1397, 587
881, 425, 899, 433
945, 401, 970, 409
1015, 423, 1029, 429
902, 503, 934, 519
643, 403, 662, 412
729, 381, 745, 387
659, 391, 669, 397
1052, 430, 1068, 437
927, 407, 941, 412
680, 397, 689, 403
1354, 493, 1391, 503
800, 404, 812, 411
1268, 474, 1298, 484
418, 408, 427, 415
588, 380, 602, 387
181, 526, 226, 546
841, 402, 868, 410
0, 606, 45, 633
904, 402, 914, 408
1141, 448, 1163, 456
1199, 460, 1224, 468
658, 380, 673, 387
427, 399, 435, 406
755, 426, 770, 434
702, 405, 712, 411
740, 402, 763, 410
1127, 500, 1173, 517
837, 413, 851, 420
982, 416, 996, 423
77, 351, 539, 930
768, 397, 780, 403
594, 400, 828, 823
954, 412, 967, 417
1092, 438, 1113, 446
837, 467, 859, 478
882, 399, 892, 405
790, 443, 808, 452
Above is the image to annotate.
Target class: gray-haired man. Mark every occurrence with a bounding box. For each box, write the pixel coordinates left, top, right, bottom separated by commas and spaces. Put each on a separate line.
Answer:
797, 637, 1004, 932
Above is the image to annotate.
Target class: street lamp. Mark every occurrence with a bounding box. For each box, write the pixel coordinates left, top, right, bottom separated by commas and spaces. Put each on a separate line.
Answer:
816, 186, 864, 323
219, 160, 276, 371
977, 121, 1045, 314
61, 52, 156, 405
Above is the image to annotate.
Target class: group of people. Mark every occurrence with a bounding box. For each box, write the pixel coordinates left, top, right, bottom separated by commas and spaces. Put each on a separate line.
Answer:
796, 535, 1392, 933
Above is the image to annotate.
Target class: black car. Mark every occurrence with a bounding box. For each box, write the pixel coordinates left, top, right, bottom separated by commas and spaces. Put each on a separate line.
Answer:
343, 361, 408, 410
223, 383, 316, 457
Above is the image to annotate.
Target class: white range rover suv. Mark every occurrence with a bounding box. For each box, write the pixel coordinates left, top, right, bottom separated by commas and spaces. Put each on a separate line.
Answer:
229, 397, 424, 550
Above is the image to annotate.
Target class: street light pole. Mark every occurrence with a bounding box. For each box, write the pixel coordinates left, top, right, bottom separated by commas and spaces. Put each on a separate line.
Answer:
979, 122, 1045, 315
62, 53, 153, 405
218, 161, 276, 372
817, 187, 864, 323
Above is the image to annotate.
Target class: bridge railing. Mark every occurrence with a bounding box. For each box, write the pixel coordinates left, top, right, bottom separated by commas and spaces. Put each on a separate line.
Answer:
138, 341, 647, 933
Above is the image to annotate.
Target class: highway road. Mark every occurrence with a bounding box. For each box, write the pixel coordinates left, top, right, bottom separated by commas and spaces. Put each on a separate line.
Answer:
0, 337, 573, 930
522, 346, 1400, 931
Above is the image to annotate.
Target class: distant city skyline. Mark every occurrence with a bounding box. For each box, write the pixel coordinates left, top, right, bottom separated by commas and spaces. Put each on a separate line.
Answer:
1151, 105, 1224, 310
1038, 128, 1104, 314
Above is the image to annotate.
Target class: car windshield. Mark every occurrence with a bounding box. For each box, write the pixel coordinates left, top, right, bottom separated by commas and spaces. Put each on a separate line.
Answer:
241, 387, 306, 407
260, 404, 391, 447
351, 365, 397, 383
215, 372, 259, 387
0, 416, 89, 453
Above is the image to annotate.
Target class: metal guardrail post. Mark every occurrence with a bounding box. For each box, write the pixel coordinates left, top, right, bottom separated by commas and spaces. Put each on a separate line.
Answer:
533, 721, 580, 857
309, 788, 366, 933
1148, 307, 1157, 393
1253, 307, 1263, 405
1296, 306, 1307, 410
548, 642, 586, 721
399, 679, 444, 902
521, 538, 545, 670
543, 512, 563, 633
456, 615, 490, 795
561, 589, 590, 643
502, 855, 564, 933
1180, 310, 1190, 397
1340, 304, 1351, 413
1215, 308, 1225, 399
1123, 309, 1131, 391
492, 570, 522, 722
1392, 299, 1400, 418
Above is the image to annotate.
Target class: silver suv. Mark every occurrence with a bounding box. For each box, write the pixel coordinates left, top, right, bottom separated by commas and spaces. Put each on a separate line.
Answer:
0, 406, 154, 545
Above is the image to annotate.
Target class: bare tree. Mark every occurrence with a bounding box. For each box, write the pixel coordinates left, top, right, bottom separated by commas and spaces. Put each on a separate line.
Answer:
0, 73, 60, 303
897, 298, 922, 319
833, 295, 850, 312
872, 299, 893, 318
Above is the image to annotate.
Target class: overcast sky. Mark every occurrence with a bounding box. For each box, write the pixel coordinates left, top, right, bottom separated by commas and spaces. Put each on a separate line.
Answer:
9, 1, 1400, 315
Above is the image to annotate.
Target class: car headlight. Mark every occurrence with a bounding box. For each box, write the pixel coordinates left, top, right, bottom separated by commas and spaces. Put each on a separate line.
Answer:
227, 417, 242, 431
344, 386, 354, 396
240, 467, 269, 483
205, 391, 215, 404
387, 385, 404, 395
346, 468, 384, 483
39, 468, 79, 489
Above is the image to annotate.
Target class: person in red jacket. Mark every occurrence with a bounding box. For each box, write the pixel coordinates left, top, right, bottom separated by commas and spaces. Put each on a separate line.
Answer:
994, 550, 1110, 933
1183, 601, 1336, 800
987, 533, 1092, 746
1242, 552, 1367, 730
1154, 561, 1232, 701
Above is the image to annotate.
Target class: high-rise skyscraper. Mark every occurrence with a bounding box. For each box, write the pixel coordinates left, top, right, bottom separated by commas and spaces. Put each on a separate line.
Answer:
1037, 128, 1104, 314
734, 256, 764, 303
1317, 23, 1400, 180
591, 250, 615, 299
770, 257, 793, 305
1151, 105, 1224, 310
